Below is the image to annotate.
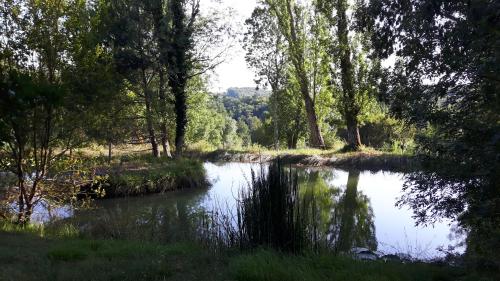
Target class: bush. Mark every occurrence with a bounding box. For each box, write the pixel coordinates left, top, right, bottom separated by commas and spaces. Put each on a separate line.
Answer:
337, 116, 415, 152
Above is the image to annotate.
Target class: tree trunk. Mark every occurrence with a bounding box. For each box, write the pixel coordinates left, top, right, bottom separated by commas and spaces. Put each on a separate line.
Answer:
302, 91, 325, 148
108, 141, 112, 164
272, 95, 280, 150
166, 0, 190, 158
17, 192, 25, 224
142, 72, 160, 158
287, 133, 298, 149
173, 84, 187, 157
337, 0, 361, 151
158, 68, 172, 158
270, 84, 280, 151
346, 115, 362, 151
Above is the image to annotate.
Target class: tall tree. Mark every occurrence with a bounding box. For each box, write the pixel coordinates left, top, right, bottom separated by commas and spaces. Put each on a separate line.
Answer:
243, 6, 288, 149
157, 0, 231, 156
149, 0, 173, 158
335, 0, 361, 150
106, 0, 161, 157
264, 0, 326, 148
163, 0, 199, 156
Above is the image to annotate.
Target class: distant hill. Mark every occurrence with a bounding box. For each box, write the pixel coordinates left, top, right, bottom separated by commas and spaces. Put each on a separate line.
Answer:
211, 87, 270, 123
223, 87, 270, 98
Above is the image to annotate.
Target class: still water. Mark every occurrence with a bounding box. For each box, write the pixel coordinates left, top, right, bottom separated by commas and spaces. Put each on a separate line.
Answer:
45, 162, 457, 259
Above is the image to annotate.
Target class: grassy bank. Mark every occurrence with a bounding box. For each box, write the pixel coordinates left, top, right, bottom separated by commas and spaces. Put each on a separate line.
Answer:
93, 156, 208, 198
0, 223, 493, 281
75, 144, 419, 173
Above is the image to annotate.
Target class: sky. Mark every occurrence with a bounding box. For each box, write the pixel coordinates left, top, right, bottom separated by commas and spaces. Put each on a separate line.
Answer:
202, 0, 396, 93
202, 0, 258, 93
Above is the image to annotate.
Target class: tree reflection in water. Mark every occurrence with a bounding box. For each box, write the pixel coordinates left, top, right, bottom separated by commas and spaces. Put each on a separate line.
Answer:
298, 169, 376, 253
51, 165, 378, 254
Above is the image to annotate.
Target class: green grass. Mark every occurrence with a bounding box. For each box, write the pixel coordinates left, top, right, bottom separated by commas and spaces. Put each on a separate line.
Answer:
96, 156, 208, 198
0, 225, 224, 281
230, 250, 475, 281
1, 222, 494, 281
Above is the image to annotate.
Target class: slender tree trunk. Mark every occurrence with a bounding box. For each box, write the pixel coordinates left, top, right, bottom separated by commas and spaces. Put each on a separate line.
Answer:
270, 85, 280, 150
287, 133, 298, 149
158, 68, 172, 158
173, 83, 187, 157
337, 0, 361, 151
142, 72, 160, 158
17, 192, 24, 223
108, 141, 112, 164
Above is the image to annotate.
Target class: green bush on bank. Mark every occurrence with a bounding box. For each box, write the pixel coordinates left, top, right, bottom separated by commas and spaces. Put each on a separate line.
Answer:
96, 157, 208, 198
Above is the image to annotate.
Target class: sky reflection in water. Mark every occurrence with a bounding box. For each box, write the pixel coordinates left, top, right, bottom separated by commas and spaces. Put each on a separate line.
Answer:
40, 162, 457, 259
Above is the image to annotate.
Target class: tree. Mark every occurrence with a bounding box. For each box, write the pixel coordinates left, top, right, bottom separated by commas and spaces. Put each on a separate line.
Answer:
243, 6, 288, 149
0, 0, 98, 223
264, 0, 326, 148
269, 80, 307, 149
106, 0, 162, 157
316, 0, 382, 151
163, 0, 199, 156
364, 0, 500, 268
156, 0, 232, 156
64, 0, 137, 162
185, 77, 228, 148
149, 0, 173, 158
237, 119, 251, 147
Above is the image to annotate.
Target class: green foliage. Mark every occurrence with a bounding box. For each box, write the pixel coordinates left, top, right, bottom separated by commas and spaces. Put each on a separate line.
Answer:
365, 0, 500, 270
99, 156, 207, 198
220, 94, 269, 123
186, 82, 227, 147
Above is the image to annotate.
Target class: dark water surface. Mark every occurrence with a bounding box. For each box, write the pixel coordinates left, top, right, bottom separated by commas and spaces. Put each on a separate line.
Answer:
40, 162, 457, 259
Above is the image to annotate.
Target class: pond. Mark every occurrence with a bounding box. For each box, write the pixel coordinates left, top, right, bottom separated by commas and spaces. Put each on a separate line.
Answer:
42, 162, 458, 259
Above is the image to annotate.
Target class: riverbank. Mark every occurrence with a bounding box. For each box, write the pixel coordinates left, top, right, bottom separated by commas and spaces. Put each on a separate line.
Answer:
190, 149, 420, 173
1, 223, 486, 281
90, 156, 208, 199
75, 144, 420, 173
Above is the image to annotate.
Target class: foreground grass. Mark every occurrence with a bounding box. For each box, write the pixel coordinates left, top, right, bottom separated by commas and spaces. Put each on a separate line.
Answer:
1, 223, 493, 281
0, 231, 223, 281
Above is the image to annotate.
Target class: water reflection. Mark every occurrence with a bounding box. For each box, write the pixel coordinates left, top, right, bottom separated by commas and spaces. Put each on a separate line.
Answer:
43, 162, 454, 258
328, 171, 377, 252
296, 169, 376, 252
56, 188, 209, 243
